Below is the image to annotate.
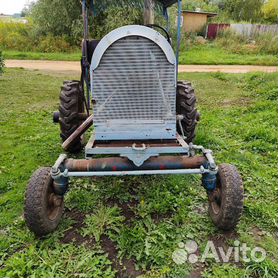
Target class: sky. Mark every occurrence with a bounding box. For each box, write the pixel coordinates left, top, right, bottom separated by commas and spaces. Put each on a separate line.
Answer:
0, 0, 33, 15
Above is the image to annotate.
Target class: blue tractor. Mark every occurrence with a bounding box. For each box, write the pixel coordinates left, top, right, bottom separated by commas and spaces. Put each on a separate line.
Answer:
24, 0, 244, 236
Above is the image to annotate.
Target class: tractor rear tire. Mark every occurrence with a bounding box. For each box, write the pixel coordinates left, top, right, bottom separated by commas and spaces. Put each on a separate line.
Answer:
24, 167, 64, 237
176, 81, 200, 143
208, 164, 244, 231
59, 80, 85, 153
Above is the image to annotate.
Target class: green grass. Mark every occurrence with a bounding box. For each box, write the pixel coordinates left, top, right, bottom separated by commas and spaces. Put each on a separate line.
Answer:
0, 69, 277, 277
179, 45, 278, 66
2, 50, 81, 61
3, 45, 278, 65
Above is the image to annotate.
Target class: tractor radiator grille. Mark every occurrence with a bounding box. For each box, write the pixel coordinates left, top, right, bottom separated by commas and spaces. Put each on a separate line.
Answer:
92, 36, 176, 123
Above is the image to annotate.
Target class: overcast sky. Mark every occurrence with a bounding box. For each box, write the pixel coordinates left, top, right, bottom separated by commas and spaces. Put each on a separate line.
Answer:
0, 0, 33, 15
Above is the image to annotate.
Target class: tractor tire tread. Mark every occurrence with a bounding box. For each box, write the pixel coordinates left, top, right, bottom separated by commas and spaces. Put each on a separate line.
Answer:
58, 80, 84, 153
209, 164, 244, 231
176, 81, 199, 143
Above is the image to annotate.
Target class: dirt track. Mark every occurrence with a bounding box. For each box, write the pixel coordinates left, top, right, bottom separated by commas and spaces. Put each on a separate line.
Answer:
6, 59, 278, 74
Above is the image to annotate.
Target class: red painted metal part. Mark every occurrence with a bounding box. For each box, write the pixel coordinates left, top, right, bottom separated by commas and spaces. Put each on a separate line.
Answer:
64, 156, 207, 172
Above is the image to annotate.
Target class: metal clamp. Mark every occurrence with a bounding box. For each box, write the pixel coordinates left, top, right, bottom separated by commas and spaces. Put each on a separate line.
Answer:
190, 144, 218, 173
51, 154, 69, 195
52, 154, 67, 172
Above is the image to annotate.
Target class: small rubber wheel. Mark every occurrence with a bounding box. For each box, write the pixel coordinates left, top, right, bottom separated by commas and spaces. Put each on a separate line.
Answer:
176, 81, 200, 143
24, 167, 64, 236
208, 164, 244, 231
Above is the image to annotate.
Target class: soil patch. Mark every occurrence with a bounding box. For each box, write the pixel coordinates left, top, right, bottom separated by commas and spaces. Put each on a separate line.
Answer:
101, 235, 143, 278
61, 209, 95, 246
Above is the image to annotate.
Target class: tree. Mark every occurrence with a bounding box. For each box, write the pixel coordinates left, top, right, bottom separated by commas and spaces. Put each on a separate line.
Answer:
30, 0, 82, 44
262, 0, 278, 23
223, 0, 264, 22
29, 0, 146, 44
144, 0, 155, 24
183, 0, 219, 12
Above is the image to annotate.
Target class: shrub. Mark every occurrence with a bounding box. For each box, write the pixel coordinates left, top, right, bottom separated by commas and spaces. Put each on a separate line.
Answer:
37, 34, 72, 53
215, 28, 278, 55
0, 51, 4, 74
0, 21, 77, 53
0, 21, 33, 51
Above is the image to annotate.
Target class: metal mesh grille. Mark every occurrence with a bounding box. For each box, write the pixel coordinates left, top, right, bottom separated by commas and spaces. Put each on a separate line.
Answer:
92, 36, 176, 124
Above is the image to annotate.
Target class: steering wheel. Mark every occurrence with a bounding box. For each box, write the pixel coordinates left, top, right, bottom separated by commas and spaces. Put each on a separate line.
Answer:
146, 24, 172, 45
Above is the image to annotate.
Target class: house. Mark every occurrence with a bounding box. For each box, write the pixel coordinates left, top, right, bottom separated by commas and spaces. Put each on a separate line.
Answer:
182, 10, 217, 33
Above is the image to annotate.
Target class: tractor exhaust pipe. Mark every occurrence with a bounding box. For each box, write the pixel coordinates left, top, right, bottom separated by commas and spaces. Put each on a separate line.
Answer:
64, 156, 207, 172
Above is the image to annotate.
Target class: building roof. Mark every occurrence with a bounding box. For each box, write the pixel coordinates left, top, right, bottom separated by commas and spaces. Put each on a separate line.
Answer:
182, 10, 218, 17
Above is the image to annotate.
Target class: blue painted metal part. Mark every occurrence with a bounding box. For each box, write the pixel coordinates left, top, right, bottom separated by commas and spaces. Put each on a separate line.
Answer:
85, 133, 190, 166
176, 0, 182, 76
51, 154, 69, 195
52, 175, 69, 195
202, 172, 217, 191
93, 122, 176, 141
163, 7, 170, 31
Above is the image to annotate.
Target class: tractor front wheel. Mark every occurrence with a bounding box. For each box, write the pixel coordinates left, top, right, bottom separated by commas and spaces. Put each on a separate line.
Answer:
24, 167, 64, 236
208, 164, 244, 231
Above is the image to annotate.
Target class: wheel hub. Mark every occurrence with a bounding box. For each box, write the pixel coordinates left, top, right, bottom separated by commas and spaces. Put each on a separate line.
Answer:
209, 188, 222, 215
47, 193, 63, 220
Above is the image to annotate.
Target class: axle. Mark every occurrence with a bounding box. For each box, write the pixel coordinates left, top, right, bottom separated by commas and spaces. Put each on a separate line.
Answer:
65, 155, 207, 172
51, 151, 218, 195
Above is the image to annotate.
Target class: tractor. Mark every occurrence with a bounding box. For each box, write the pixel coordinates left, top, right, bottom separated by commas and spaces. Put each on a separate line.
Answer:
24, 0, 244, 236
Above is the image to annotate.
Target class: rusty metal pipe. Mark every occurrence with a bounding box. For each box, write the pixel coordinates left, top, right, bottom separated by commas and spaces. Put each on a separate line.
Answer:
65, 156, 207, 172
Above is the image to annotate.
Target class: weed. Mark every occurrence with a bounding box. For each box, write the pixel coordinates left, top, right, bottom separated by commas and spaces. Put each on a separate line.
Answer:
82, 205, 125, 242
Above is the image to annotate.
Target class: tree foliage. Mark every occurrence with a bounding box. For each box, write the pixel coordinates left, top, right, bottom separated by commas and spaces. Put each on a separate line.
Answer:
223, 0, 264, 22
262, 0, 278, 23
183, 0, 219, 12
30, 0, 82, 44
28, 0, 158, 42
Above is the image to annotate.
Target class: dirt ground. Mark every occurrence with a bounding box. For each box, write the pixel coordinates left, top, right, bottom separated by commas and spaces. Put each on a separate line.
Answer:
6, 59, 278, 75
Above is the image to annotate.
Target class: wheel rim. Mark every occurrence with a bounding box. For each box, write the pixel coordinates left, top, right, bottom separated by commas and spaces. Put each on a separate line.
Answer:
46, 182, 63, 221
210, 181, 222, 215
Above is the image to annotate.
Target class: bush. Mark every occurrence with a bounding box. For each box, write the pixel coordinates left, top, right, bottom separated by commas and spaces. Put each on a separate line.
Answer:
0, 21, 77, 53
0, 21, 33, 51
37, 34, 72, 53
0, 51, 4, 74
215, 29, 278, 55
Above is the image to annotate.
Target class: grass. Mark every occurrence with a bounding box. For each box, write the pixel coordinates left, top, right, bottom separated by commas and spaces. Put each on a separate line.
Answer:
3, 45, 278, 66
2, 50, 81, 61
179, 45, 278, 66
0, 68, 277, 277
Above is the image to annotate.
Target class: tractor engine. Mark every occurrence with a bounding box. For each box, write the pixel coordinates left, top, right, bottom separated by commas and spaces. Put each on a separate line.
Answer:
90, 25, 177, 141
